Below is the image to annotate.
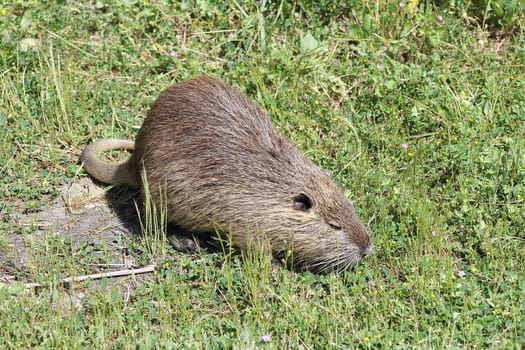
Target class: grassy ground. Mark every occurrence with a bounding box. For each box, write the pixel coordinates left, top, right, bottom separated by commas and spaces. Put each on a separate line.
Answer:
1, 1, 524, 349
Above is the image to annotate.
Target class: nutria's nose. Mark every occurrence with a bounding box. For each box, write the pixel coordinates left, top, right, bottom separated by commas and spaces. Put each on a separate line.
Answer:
362, 243, 374, 256
357, 230, 372, 256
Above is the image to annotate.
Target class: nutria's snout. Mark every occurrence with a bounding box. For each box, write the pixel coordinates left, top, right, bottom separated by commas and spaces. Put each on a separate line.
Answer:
361, 231, 373, 255
353, 222, 373, 257
362, 241, 374, 256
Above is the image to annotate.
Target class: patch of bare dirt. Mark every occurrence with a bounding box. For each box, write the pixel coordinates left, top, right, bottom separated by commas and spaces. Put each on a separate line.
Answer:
1, 177, 145, 285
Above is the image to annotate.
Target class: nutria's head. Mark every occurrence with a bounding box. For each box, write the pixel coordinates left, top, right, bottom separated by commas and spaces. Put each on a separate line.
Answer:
252, 164, 372, 273
219, 144, 372, 273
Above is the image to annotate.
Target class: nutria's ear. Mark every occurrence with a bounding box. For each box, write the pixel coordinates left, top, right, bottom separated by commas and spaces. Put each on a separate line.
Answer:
293, 193, 313, 212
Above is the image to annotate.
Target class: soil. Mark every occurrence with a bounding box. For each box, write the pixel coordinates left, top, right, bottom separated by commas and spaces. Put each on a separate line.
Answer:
1, 177, 147, 286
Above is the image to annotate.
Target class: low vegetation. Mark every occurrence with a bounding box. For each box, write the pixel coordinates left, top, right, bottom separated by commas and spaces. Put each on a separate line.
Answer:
0, 1, 523, 348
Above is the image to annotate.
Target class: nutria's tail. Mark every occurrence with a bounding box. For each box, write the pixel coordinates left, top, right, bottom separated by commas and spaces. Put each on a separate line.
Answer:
81, 138, 140, 188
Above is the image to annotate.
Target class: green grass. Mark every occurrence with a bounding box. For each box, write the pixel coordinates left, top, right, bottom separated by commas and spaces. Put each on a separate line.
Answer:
1, 0, 524, 348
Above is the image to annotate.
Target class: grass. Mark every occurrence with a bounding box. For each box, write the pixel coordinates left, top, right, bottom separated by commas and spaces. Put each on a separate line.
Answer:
1, 0, 524, 348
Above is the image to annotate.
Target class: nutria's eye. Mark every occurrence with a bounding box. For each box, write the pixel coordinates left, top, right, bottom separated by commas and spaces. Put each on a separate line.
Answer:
328, 222, 341, 230
293, 193, 313, 212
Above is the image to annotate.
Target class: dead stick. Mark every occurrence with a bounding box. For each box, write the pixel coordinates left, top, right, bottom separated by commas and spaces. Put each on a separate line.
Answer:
62, 264, 157, 283
23, 264, 157, 289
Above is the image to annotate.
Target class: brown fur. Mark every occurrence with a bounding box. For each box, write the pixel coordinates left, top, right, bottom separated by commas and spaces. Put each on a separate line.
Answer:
81, 77, 372, 272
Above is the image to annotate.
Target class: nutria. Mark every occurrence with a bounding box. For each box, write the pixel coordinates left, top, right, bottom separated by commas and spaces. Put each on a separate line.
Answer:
81, 77, 372, 273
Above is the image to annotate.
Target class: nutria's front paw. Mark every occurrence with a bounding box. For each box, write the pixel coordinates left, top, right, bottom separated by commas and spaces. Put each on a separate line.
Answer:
167, 233, 199, 252
167, 232, 218, 253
